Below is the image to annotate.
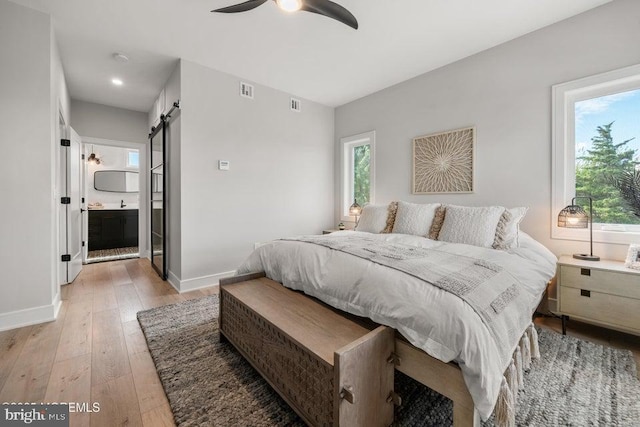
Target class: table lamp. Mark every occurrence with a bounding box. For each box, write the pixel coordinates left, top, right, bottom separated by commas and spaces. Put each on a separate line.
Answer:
349, 199, 362, 227
557, 196, 600, 261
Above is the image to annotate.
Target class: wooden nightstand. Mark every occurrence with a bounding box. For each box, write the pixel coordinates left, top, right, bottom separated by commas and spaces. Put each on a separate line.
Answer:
557, 255, 640, 336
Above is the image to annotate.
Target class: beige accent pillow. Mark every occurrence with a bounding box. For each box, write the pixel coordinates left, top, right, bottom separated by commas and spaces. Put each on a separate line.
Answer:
382, 202, 398, 234
391, 201, 441, 236
428, 205, 447, 240
492, 209, 513, 249
355, 204, 391, 233
438, 205, 505, 248
493, 207, 528, 249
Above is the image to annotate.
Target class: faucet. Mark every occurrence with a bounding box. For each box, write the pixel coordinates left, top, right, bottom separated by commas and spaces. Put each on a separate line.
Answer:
121, 200, 126, 208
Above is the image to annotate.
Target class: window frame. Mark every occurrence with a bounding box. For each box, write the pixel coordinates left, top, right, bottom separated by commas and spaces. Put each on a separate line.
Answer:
340, 131, 375, 222
551, 63, 640, 245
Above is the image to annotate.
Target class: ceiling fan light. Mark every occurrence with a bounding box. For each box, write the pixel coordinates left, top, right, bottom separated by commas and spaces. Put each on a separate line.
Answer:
276, 0, 302, 13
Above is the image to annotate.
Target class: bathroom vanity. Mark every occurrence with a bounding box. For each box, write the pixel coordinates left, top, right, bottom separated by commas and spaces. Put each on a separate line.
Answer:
88, 209, 138, 250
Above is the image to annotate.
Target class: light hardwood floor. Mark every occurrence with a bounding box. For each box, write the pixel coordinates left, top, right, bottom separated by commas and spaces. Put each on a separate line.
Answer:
0, 259, 638, 427
0, 258, 217, 427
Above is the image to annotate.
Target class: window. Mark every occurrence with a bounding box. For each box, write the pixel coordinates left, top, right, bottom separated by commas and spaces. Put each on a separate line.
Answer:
552, 64, 640, 244
126, 149, 140, 168
341, 131, 375, 221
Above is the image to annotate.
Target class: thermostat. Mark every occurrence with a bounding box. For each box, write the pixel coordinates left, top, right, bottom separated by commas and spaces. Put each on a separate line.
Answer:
219, 160, 230, 171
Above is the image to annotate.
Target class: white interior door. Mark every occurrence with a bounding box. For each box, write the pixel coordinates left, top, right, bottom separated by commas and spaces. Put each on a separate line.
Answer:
60, 128, 83, 284
58, 117, 68, 286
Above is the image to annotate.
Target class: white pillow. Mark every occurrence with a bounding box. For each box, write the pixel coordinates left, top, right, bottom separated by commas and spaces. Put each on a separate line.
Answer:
493, 207, 528, 249
438, 205, 505, 248
391, 201, 440, 236
355, 204, 390, 233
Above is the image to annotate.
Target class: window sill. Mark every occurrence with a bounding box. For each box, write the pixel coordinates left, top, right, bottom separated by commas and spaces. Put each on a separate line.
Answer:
552, 226, 640, 245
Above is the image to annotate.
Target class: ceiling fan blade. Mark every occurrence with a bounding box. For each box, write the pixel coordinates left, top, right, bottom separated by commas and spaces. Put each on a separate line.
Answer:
212, 0, 268, 13
300, 0, 358, 29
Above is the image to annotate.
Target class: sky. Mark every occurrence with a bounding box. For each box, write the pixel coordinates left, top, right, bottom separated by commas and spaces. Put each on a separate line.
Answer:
575, 88, 640, 162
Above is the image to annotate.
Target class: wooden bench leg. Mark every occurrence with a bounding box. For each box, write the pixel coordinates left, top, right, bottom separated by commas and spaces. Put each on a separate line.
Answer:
453, 401, 480, 427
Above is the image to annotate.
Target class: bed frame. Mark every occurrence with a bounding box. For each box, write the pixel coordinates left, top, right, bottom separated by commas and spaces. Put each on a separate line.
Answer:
219, 272, 480, 427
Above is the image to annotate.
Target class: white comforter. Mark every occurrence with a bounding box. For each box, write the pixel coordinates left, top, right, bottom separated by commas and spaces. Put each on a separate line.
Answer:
237, 231, 556, 420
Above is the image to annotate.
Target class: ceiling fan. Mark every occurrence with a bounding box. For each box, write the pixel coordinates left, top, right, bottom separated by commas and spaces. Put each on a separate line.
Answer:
212, 0, 358, 30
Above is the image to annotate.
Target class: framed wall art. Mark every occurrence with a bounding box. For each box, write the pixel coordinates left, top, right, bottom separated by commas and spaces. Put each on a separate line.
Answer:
412, 126, 475, 194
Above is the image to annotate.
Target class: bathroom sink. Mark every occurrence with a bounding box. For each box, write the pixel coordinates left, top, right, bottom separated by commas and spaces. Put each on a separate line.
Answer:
91, 203, 139, 210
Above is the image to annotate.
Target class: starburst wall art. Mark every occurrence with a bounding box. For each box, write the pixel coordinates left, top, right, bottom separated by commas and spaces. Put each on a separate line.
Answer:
412, 127, 475, 194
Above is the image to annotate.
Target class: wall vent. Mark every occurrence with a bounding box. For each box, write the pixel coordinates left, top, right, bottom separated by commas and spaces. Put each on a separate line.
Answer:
240, 82, 254, 99
290, 98, 301, 112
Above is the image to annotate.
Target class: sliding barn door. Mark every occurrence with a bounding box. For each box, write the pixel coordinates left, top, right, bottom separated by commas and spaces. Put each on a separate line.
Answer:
149, 122, 166, 279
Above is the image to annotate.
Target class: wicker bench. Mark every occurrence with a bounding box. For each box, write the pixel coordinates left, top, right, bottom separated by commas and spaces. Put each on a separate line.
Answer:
219, 274, 395, 427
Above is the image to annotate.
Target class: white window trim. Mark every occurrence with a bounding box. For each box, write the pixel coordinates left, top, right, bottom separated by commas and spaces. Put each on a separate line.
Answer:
340, 131, 375, 222
551, 63, 640, 245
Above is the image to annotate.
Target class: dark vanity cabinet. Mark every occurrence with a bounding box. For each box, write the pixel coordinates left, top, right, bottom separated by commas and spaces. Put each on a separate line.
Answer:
88, 210, 138, 250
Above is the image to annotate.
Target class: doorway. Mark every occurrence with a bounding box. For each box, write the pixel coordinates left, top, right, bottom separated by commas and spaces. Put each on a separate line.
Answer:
80, 137, 148, 264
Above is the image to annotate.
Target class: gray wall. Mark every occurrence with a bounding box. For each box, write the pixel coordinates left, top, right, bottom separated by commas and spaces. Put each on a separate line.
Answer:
164, 60, 334, 289
335, 0, 640, 262
71, 100, 148, 144
0, 0, 69, 328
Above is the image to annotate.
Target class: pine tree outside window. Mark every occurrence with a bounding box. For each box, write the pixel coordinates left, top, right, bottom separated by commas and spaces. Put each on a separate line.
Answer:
340, 131, 375, 222
553, 65, 640, 245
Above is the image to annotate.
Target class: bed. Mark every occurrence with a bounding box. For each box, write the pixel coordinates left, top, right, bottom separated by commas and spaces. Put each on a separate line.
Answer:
232, 203, 557, 426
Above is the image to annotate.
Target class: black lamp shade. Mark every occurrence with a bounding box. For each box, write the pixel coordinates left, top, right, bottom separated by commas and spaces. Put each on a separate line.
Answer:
557, 198, 600, 261
557, 205, 588, 229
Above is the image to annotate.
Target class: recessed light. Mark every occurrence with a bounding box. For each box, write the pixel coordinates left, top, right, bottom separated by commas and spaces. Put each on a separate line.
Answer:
111, 78, 123, 86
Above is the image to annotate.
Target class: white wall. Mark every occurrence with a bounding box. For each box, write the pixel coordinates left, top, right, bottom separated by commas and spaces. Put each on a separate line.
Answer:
0, 0, 68, 329
71, 100, 149, 144
52, 26, 70, 301
335, 0, 640, 263
157, 60, 334, 290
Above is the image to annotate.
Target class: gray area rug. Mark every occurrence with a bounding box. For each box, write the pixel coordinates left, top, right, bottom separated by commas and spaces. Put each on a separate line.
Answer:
137, 295, 640, 426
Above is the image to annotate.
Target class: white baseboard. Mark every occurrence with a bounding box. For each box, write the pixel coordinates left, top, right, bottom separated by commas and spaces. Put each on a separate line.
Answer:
167, 270, 235, 293
52, 290, 62, 318
0, 294, 62, 332
167, 270, 181, 292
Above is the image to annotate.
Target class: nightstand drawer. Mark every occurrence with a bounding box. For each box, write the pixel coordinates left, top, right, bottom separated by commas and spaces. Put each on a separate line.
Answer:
560, 286, 640, 333
560, 265, 640, 299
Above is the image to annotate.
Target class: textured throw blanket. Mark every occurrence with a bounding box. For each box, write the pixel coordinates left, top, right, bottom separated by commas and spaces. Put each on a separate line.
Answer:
240, 231, 557, 423
284, 235, 531, 369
